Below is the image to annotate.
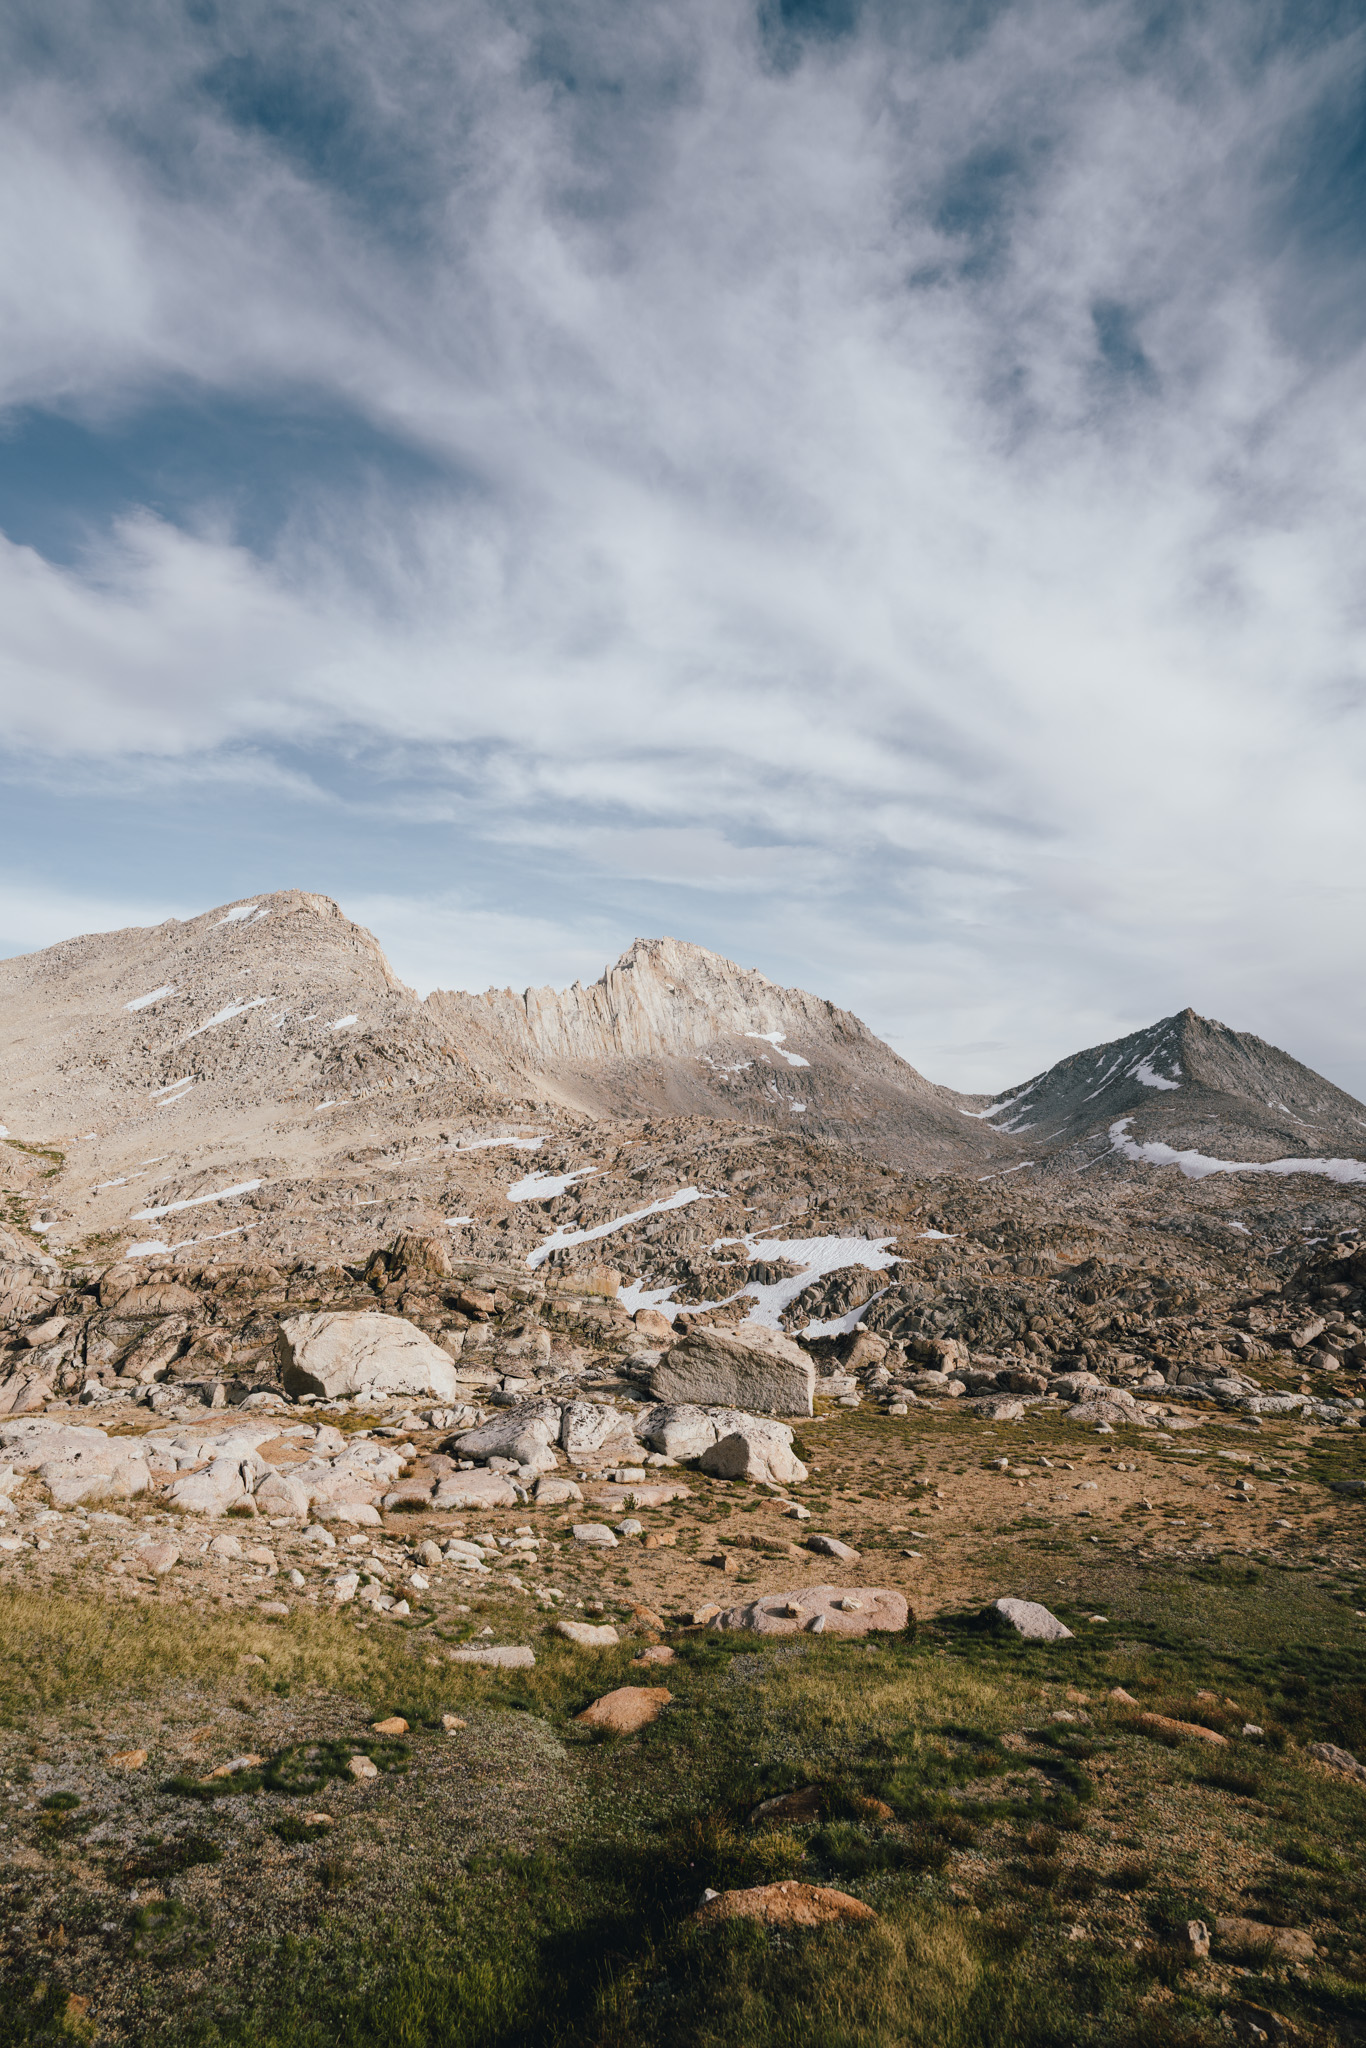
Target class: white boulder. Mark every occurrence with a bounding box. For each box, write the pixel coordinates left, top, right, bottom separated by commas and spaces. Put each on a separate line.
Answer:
276, 1312, 462, 1402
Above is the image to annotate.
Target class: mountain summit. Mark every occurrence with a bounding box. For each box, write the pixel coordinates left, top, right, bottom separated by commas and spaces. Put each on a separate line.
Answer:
977, 1008, 1366, 1171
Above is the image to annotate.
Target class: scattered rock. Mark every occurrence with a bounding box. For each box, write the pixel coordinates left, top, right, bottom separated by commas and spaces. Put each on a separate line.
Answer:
348, 1754, 379, 1780
986, 1598, 1073, 1642
634, 1645, 675, 1665
1177, 1919, 1210, 1959
696, 1880, 876, 1928
371, 1716, 408, 1735
441, 1715, 467, 1731
572, 1523, 618, 1547
806, 1535, 860, 1561
576, 1686, 672, 1734
448, 1644, 536, 1668
108, 1749, 147, 1771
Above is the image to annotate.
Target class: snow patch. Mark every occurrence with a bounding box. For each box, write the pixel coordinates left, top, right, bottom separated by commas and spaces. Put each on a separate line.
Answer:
151, 1077, 192, 1098
527, 1187, 709, 1270
125, 986, 176, 1012
745, 1031, 810, 1068
213, 903, 260, 926
329, 1015, 358, 1031
131, 1179, 263, 1222
789, 1101, 807, 1113
918, 1230, 957, 1240
126, 1223, 257, 1259
620, 1230, 902, 1335
449, 1135, 546, 1153
1132, 1058, 1179, 1091
1109, 1118, 1366, 1186
977, 1162, 1035, 1182
444, 1216, 473, 1227
184, 997, 270, 1040
507, 1167, 598, 1202
961, 1080, 1037, 1122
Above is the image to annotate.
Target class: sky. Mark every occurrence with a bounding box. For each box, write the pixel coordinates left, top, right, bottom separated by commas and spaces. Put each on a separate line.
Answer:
1, 0, 1364, 1097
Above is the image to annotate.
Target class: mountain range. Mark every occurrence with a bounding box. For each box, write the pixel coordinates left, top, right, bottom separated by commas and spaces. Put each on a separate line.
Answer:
0, 888, 1362, 1281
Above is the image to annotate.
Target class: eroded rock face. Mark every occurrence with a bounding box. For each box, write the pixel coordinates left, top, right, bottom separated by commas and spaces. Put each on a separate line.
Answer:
276, 1312, 461, 1402
650, 1326, 815, 1416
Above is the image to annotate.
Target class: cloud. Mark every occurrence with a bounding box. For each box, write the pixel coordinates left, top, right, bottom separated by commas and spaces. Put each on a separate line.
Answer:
0, 0, 1363, 1097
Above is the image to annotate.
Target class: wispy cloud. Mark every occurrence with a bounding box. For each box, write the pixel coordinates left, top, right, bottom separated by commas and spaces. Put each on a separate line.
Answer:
0, 0, 1363, 1093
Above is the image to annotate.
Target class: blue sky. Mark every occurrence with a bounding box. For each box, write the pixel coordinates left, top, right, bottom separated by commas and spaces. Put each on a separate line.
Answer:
1, 0, 1364, 1096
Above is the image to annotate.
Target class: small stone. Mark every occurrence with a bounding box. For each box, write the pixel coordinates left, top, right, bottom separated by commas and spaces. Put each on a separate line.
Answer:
1109, 1687, 1139, 1705
1136, 1711, 1227, 1746
108, 1749, 147, 1771
301, 1811, 334, 1828
691, 1602, 722, 1626
371, 1716, 408, 1736
441, 1714, 467, 1731
258, 1601, 290, 1617
572, 1523, 619, 1548
643, 1531, 676, 1548
634, 1645, 675, 1665
783, 1503, 811, 1521
807, 1535, 860, 1562
987, 1598, 1073, 1642
576, 1686, 672, 1734
631, 1603, 666, 1631
1179, 1919, 1211, 1960
348, 1754, 379, 1780
449, 1644, 536, 1668
616, 1518, 644, 1537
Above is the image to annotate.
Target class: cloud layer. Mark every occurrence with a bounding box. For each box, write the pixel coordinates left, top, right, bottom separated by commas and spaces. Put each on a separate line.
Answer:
0, 0, 1363, 1093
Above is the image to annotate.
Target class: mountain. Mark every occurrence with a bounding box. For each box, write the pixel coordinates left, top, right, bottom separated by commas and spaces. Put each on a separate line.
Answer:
974, 1008, 1366, 1176
426, 935, 1004, 1171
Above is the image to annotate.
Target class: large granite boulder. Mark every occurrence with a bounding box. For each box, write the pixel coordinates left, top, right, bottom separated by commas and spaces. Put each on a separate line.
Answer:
650, 1326, 815, 1416
699, 1418, 807, 1486
276, 1312, 462, 1402
448, 1399, 562, 1463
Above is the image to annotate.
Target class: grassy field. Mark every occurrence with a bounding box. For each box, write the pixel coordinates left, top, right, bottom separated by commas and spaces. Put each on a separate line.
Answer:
2, 1508, 1366, 2048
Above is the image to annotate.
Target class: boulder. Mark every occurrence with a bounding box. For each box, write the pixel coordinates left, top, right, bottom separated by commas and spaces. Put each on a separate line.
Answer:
651, 1325, 815, 1417
449, 1644, 535, 1668
449, 1400, 562, 1463
572, 1523, 618, 1547
276, 1312, 462, 1402
253, 1471, 311, 1518
431, 1470, 521, 1509
167, 1451, 267, 1516
633, 1308, 676, 1341
699, 1418, 807, 1487
0, 1371, 53, 1418
0, 1421, 153, 1507
633, 1403, 726, 1460
576, 1686, 672, 1734
1065, 1397, 1156, 1429
807, 1535, 859, 1561
557, 1619, 620, 1647
696, 1881, 875, 1929
534, 1475, 584, 1505
1214, 1917, 1314, 1964
560, 1401, 639, 1467
715, 1586, 909, 1637
986, 1597, 1072, 1641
